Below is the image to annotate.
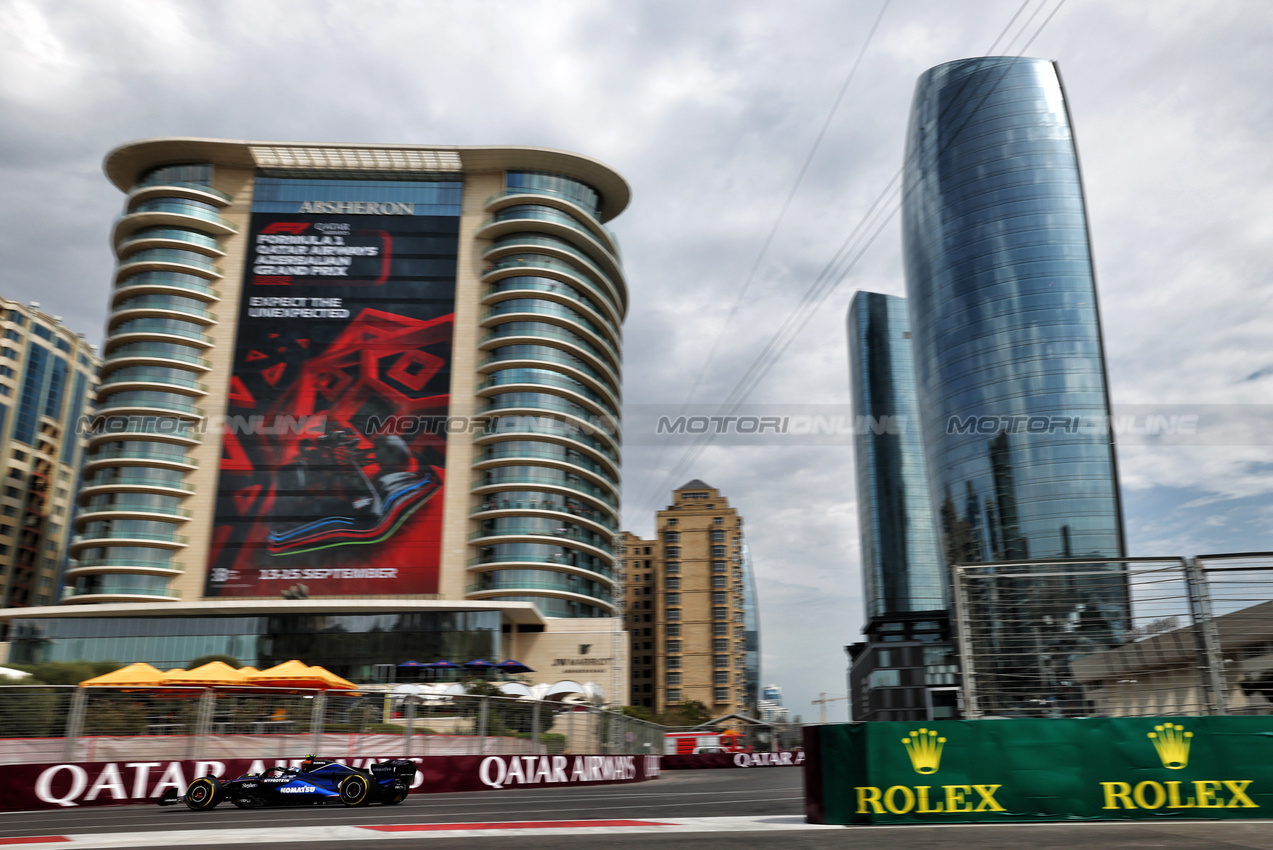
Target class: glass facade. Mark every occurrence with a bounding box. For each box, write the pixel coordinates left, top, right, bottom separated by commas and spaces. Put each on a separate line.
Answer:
7, 612, 500, 680
848, 292, 945, 618
902, 57, 1125, 568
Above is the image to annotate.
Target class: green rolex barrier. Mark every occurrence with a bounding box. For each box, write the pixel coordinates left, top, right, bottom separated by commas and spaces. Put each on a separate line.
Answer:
804, 717, 1273, 825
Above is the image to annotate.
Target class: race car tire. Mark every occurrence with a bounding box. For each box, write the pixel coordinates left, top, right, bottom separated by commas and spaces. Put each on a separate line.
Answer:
338, 773, 373, 807
380, 785, 408, 805
184, 777, 224, 811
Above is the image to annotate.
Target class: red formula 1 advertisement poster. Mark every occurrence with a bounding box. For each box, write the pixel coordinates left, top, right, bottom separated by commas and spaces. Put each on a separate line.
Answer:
205, 200, 459, 597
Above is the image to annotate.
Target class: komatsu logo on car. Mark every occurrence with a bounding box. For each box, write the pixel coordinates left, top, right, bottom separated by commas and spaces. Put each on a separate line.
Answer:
279, 786, 318, 794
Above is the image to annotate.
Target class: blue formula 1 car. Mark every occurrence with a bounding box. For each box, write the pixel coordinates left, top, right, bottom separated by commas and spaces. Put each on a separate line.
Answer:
158, 757, 416, 810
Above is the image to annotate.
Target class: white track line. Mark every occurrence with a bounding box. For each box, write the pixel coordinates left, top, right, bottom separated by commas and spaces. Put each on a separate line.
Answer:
14, 816, 842, 847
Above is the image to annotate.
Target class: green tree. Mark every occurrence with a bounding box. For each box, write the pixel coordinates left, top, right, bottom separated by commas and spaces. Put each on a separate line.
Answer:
618, 705, 658, 724
188, 654, 242, 669
659, 700, 712, 727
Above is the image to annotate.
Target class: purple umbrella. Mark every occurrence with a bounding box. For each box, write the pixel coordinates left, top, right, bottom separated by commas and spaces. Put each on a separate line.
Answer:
397, 660, 426, 668
428, 660, 460, 669
496, 659, 535, 674
462, 659, 495, 670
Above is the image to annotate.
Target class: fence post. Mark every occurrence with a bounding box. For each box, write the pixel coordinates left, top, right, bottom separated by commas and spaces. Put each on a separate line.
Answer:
62, 687, 87, 761
1186, 557, 1229, 715
477, 696, 489, 754
404, 695, 416, 757
311, 690, 326, 755
531, 699, 541, 751
191, 689, 215, 760
950, 564, 981, 719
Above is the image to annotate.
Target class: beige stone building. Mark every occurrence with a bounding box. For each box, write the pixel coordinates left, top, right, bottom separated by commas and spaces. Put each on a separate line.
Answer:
0, 139, 629, 704
0, 297, 98, 608
623, 481, 757, 716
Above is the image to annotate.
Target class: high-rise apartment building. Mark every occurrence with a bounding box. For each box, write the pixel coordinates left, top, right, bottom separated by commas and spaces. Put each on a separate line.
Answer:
900, 58, 1127, 713
845, 291, 957, 721
622, 482, 758, 716
0, 298, 98, 608
2, 139, 630, 698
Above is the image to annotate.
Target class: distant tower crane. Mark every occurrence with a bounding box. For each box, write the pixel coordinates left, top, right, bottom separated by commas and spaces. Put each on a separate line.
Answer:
812, 692, 851, 724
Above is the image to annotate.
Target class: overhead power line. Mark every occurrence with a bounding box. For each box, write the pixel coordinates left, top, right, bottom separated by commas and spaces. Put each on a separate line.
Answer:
638, 0, 1069, 514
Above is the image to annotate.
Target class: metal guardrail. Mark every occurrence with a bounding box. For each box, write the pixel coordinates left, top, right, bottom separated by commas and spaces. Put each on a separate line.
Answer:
952, 554, 1273, 719
0, 686, 666, 765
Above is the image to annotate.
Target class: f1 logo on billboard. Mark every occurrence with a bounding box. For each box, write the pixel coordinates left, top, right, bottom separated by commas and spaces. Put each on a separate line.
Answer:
260, 222, 312, 235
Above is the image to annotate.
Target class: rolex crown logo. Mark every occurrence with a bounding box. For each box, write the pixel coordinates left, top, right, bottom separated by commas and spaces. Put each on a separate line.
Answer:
902, 727, 945, 774
1148, 723, 1192, 769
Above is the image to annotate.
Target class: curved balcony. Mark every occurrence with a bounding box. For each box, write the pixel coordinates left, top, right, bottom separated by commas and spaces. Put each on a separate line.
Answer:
476, 371, 615, 417
481, 393, 616, 436
115, 248, 222, 282
486, 185, 602, 222
102, 341, 211, 371
482, 298, 620, 354
84, 454, 196, 476
466, 549, 613, 576
63, 590, 181, 604
114, 271, 219, 302
98, 367, 207, 396
473, 440, 617, 484
117, 226, 223, 256
478, 411, 619, 461
480, 323, 618, 379
127, 182, 231, 206
483, 236, 623, 308
79, 475, 193, 498
472, 468, 617, 508
95, 390, 204, 417
70, 531, 187, 551
475, 431, 618, 478
468, 527, 613, 560
83, 417, 202, 446
75, 504, 192, 525
483, 276, 610, 324
476, 208, 620, 281
469, 494, 617, 533
481, 254, 622, 323
478, 344, 619, 398
114, 198, 237, 241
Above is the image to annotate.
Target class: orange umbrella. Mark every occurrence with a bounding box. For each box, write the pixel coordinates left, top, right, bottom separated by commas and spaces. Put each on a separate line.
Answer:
245, 660, 357, 690
79, 662, 167, 688
164, 661, 247, 687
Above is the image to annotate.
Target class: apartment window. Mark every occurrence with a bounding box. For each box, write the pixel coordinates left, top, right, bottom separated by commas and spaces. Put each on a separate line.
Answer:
666, 518, 677, 526
712, 560, 726, 572
0, 545, 8, 556
666, 672, 681, 685
7, 470, 21, 480
0, 347, 15, 359
714, 655, 728, 667
10, 450, 25, 461
713, 639, 729, 652
667, 689, 681, 703
663, 531, 679, 543
0, 366, 12, 377
1, 506, 14, 517
6, 311, 24, 325
665, 576, 680, 589
712, 591, 727, 604
667, 608, 681, 621
0, 526, 11, 536
666, 561, 680, 574
714, 516, 723, 525
714, 688, 729, 703
643, 628, 651, 636
711, 545, 726, 557
666, 624, 681, 637
714, 671, 729, 684
643, 547, 650, 555
713, 607, 727, 619
665, 546, 680, 558
4, 330, 19, 342
711, 530, 725, 542
666, 593, 680, 605
0, 385, 10, 397
713, 623, 729, 635
712, 575, 727, 588
666, 656, 681, 669
666, 640, 681, 652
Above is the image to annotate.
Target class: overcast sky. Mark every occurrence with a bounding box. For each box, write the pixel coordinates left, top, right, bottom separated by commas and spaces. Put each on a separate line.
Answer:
3, 0, 1273, 720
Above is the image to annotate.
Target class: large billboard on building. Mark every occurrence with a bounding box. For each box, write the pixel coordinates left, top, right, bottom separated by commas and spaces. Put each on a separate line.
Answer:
206, 182, 459, 597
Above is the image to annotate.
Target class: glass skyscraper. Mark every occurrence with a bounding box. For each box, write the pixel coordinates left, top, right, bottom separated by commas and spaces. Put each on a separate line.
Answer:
847, 291, 945, 618
902, 57, 1125, 568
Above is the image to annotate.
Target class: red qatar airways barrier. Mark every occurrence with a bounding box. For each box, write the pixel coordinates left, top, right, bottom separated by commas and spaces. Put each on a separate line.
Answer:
661, 751, 805, 770
0, 753, 662, 812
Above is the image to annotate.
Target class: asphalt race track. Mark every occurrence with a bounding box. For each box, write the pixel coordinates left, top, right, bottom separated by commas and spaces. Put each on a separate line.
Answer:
5, 768, 1273, 849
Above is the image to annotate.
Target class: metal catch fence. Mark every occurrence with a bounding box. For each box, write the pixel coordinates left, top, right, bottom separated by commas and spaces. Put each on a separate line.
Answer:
952, 554, 1273, 718
0, 686, 665, 765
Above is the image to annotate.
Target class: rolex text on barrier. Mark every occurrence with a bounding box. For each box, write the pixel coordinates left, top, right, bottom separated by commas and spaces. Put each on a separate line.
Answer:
803, 717, 1273, 825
